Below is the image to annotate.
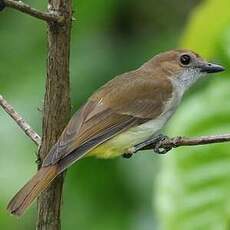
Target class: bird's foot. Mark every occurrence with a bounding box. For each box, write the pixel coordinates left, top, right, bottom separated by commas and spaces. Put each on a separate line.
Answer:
122, 134, 172, 158
153, 135, 172, 154
122, 153, 133, 159
139, 134, 172, 154
122, 146, 136, 159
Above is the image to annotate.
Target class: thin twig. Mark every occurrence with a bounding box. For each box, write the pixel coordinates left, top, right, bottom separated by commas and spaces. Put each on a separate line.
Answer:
0, 95, 41, 146
162, 134, 230, 147
3, 0, 64, 23
134, 134, 230, 154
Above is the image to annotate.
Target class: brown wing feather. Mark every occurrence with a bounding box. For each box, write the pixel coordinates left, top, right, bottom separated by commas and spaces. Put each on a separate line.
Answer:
42, 102, 147, 167
42, 68, 172, 168
57, 115, 145, 172
90, 69, 172, 118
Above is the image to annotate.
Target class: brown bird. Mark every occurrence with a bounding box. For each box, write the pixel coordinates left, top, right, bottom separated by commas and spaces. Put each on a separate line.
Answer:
7, 49, 224, 216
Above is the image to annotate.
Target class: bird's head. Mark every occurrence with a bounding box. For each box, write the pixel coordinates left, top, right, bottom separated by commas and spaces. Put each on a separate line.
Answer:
148, 49, 225, 90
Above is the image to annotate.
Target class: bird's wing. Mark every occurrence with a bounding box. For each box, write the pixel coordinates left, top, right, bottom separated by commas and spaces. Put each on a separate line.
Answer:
42, 71, 172, 171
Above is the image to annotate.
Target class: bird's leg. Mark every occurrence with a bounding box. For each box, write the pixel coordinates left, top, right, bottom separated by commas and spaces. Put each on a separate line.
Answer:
122, 134, 172, 158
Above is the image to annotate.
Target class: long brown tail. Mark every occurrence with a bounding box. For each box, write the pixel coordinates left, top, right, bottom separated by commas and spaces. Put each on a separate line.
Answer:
7, 165, 59, 216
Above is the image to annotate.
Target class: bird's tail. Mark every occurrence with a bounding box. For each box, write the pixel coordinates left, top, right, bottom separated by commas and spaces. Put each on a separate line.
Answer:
7, 165, 59, 216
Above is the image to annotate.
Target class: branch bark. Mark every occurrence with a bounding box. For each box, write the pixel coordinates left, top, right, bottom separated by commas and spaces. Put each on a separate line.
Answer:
36, 0, 72, 229
3, 0, 63, 23
0, 95, 41, 146
129, 134, 230, 155
159, 134, 230, 147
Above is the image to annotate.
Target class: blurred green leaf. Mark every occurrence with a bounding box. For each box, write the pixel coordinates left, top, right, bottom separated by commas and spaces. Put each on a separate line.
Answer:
155, 0, 230, 228
181, 0, 230, 58
155, 77, 230, 230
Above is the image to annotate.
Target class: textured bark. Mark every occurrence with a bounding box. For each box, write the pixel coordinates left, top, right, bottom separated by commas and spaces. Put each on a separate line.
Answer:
36, 0, 72, 229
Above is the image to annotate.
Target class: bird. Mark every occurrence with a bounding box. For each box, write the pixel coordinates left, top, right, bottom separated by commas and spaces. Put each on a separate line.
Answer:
7, 49, 224, 216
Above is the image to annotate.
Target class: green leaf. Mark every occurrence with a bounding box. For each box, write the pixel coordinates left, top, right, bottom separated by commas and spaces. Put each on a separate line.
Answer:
155, 1, 230, 228
180, 0, 230, 59
155, 77, 230, 230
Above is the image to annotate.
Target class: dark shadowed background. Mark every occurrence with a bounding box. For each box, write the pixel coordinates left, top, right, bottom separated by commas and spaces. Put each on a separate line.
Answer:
0, 0, 230, 229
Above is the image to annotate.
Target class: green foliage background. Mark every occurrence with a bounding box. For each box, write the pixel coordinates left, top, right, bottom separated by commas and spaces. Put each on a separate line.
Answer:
156, 0, 230, 229
0, 0, 229, 229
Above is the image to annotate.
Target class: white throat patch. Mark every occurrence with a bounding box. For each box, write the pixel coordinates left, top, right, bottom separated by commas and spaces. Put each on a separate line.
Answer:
171, 69, 203, 96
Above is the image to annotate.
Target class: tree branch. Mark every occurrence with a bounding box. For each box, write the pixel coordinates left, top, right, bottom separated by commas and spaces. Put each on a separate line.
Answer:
127, 134, 230, 155
160, 134, 230, 147
36, 0, 72, 229
3, 0, 64, 23
0, 95, 41, 146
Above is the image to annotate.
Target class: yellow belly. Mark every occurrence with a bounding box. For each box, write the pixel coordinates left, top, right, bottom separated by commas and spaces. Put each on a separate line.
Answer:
87, 115, 169, 158
87, 129, 150, 159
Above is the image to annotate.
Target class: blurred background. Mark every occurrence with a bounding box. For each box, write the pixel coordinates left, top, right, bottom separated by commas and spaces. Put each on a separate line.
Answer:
0, 0, 230, 229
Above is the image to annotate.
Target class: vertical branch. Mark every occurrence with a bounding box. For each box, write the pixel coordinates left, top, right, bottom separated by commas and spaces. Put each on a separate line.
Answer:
36, 0, 72, 229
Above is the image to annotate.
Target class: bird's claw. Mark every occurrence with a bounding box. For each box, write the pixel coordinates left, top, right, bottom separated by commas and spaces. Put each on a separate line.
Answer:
122, 134, 172, 158
153, 135, 172, 154
122, 153, 133, 159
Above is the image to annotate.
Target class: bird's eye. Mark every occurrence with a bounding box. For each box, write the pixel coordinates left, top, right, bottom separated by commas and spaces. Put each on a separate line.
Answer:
180, 54, 191, 65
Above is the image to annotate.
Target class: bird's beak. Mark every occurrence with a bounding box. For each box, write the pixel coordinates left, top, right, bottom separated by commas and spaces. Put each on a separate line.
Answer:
200, 62, 225, 73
